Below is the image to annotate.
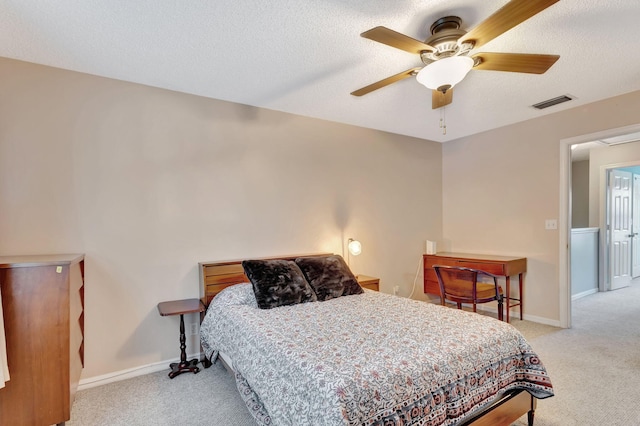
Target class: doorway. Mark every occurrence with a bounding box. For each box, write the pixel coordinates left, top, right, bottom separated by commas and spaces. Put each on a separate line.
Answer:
561, 124, 640, 328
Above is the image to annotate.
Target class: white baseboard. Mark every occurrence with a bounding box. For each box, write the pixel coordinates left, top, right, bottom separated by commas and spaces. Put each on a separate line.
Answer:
78, 352, 203, 391
572, 288, 598, 301
521, 313, 561, 327
475, 304, 561, 327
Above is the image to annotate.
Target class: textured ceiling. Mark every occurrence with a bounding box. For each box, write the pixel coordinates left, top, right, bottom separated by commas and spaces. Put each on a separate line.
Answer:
2, 0, 640, 142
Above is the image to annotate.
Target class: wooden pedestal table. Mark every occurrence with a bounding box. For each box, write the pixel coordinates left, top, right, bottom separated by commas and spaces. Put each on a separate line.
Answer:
157, 298, 205, 379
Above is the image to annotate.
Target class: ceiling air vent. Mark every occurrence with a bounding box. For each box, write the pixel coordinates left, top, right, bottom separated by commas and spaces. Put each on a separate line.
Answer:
532, 95, 573, 110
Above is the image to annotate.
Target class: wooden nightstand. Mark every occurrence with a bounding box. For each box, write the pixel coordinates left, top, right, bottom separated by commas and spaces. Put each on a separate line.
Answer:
356, 275, 380, 291
157, 298, 205, 379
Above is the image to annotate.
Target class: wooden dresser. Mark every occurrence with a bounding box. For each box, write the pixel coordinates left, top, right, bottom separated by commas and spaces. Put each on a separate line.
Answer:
0, 254, 85, 426
424, 252, 526, 322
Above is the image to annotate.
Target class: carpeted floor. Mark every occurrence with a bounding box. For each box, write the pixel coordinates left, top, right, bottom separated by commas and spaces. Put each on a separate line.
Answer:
69, 280, 640, 425
510, 277, 640, 426
68, 361, 255, 426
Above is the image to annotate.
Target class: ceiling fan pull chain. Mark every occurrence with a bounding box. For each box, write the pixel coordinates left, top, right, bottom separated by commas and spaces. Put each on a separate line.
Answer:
440, 106, 447, 135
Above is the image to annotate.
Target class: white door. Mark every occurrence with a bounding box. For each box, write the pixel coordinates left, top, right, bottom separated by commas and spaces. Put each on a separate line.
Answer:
609, 169, 633, 290
633, 174, 640, 278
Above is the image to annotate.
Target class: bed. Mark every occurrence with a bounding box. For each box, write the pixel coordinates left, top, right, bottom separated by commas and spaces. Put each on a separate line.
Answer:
199, 254, 553, 426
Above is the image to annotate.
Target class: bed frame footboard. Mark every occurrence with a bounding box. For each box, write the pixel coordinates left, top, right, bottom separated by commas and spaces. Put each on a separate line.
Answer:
462, 389, 536, 426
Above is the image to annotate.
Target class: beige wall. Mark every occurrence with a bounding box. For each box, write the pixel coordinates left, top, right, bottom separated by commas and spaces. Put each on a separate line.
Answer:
571, 160, 590, 228
442, 90, 640, 324
4, 52, 640, 380
0, 57, 442, 379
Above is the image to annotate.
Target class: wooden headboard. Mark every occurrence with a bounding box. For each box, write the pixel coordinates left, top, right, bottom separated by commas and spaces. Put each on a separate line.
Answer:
199, 253, 332, 307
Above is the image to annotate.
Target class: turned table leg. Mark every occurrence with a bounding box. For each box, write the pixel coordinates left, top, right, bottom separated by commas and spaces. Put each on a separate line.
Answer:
168, 313, 200, 379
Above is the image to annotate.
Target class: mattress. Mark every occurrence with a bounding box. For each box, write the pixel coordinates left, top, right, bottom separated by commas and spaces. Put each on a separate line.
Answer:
201, 284, 553, 425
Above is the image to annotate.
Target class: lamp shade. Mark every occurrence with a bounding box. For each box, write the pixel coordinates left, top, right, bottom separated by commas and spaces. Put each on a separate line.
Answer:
348, 239, 362, 256
416, 56, 474, 92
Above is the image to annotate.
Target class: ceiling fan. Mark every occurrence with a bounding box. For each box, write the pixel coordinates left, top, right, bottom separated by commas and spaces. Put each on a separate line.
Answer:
351, 0, 560, 109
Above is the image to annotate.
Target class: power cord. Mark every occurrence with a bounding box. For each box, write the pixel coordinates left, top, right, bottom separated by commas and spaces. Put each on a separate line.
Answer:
408, 255, 424, 299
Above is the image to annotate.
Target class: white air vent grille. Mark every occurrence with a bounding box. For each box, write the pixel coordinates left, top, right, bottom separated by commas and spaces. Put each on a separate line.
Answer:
532, 95, 573, 110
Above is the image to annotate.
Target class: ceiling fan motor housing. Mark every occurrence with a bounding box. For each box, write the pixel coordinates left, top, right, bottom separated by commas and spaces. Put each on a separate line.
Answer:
421, 16, 473, 64
430, 16, 462, 33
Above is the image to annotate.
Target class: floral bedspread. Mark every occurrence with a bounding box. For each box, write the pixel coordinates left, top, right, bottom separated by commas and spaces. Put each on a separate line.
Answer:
200, 284, 553, 426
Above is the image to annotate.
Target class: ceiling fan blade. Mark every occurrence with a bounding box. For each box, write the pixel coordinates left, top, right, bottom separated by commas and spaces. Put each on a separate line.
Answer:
351, 67, 421, 97
472, 52, 559, 74
459, 0, 559, 50
361, 26, 435, 55
432, 89, 453, 109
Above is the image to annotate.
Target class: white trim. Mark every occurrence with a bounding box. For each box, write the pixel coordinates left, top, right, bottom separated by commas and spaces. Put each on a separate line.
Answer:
560, 137, 572, 328
599, 166, 609, 292
563, 124, 640, 146
475, 305, 560, 327
78, 352, 202, 391
571, 288, 598, 301
521, 313, 561, 328
571, 227, 599, 234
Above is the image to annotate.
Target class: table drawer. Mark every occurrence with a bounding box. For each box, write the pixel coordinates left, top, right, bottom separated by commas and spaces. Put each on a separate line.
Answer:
360, 282, 379, 291
356, 275, 379, 292
424, 279, 441, 296
425, 258, 504, 276
455, 261, 506, 275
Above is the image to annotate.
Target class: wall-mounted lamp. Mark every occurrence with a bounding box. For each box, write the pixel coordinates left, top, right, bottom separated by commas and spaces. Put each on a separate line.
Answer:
347, 238, 362, 266
348, 238, 362, 256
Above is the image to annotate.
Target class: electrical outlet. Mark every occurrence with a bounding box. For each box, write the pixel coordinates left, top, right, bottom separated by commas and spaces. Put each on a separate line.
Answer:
189, 323, 198, 336
393, 286, 400, 295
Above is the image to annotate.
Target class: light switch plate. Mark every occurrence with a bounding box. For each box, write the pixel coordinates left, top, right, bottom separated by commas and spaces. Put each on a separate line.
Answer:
545, 219, 558, 230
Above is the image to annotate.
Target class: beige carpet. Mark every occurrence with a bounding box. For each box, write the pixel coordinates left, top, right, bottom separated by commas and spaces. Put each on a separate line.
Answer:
69, 282, 640, 425
511, 278, 640, 425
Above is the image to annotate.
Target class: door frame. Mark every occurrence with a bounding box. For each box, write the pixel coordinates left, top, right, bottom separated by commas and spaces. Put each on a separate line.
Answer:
560, 123, 640, 328
633, 174, 640, 278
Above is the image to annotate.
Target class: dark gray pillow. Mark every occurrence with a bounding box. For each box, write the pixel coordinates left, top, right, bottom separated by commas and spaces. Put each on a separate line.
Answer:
295, 255, 363, 301
242, 259, 318, 309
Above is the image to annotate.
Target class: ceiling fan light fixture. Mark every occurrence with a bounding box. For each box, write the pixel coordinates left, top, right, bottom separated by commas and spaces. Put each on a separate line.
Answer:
416, 56, 474, 92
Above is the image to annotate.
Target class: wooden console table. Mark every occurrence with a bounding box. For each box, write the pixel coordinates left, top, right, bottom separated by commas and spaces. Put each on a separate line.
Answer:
424, 252, 527, 323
